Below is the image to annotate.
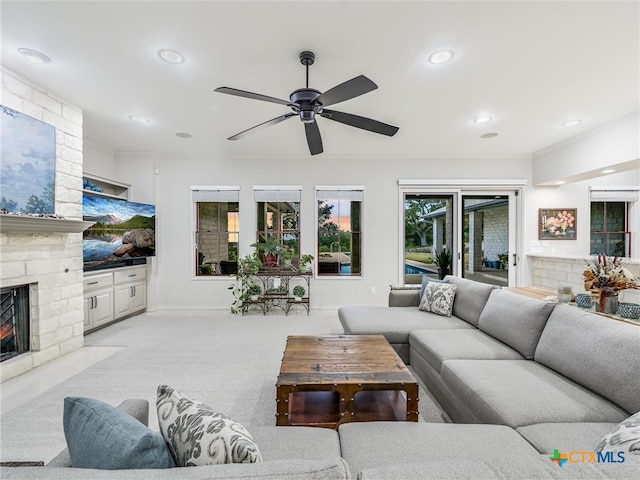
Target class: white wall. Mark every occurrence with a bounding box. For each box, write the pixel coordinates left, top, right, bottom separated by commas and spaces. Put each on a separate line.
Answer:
82, 115, 639, 311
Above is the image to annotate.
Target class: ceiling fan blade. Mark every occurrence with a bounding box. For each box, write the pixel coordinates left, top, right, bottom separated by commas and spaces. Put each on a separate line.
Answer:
227, 113, 296, 141
321, 109, 399, 136
316, 75, 378, 107
304, 121, 323, 155
215, 87, 293, 107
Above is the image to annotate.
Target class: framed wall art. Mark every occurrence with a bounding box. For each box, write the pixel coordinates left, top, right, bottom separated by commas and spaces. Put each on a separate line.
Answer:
0, 105, 56, 214
538, 208, 576, 240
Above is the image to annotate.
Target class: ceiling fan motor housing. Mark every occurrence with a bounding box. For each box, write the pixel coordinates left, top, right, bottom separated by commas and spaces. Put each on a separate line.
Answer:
290, 88, 322, 123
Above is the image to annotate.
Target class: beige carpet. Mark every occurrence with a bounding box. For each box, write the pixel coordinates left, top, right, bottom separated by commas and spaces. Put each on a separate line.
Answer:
0, 310, 447, 463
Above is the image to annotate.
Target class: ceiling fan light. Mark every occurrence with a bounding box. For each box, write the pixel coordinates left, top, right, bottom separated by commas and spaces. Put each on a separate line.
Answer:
300, 110, 315, 123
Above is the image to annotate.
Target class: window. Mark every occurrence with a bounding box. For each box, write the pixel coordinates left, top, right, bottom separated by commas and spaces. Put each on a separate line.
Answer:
254, 187, 301, 266
589, 187, 638, 258
316, 187, 363, 276
192, 187, 239, 276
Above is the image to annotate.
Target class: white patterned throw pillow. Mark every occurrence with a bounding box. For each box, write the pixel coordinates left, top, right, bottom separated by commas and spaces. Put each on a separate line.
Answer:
419, 282, 457, 317
596, 411, 640, 455
156, 385, 262, 466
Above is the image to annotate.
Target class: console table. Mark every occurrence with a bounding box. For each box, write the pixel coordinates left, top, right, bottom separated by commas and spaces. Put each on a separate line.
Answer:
243, 267, 311, 316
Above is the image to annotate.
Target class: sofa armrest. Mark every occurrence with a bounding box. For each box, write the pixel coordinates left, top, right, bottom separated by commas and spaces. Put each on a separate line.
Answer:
46, 399, 150, 467
388, 285, 421, 307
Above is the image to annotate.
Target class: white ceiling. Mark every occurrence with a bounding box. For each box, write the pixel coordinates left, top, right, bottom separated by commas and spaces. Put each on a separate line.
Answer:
2, 0, 639, 159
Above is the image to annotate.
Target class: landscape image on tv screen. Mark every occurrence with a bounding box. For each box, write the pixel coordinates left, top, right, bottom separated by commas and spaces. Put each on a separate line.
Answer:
83, 193, 156, 269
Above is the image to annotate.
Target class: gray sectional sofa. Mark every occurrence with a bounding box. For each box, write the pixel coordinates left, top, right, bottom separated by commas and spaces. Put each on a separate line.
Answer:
338, 275, 640, 478
3, 276, 638, 479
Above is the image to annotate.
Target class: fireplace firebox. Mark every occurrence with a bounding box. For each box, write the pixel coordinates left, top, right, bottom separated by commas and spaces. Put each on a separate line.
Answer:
0, 285, 30, 362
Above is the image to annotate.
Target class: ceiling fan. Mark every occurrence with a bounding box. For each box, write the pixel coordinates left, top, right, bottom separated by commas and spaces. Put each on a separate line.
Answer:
214, 51, 399, 155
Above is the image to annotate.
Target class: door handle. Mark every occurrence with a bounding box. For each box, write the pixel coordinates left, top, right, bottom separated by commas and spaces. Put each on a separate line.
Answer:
512, 253, 517, 266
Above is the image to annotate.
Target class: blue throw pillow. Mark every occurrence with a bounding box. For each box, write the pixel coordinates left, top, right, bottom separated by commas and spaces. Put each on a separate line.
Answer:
419, 275, 448, 300
63, 396, 176, 470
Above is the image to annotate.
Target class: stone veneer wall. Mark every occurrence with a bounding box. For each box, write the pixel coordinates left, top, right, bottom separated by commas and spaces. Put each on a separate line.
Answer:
529, 254, 640, 304
1, 66, 84, 382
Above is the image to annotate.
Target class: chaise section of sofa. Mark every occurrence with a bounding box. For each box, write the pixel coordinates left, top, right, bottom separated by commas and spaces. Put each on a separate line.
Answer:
1, 399, 351, 480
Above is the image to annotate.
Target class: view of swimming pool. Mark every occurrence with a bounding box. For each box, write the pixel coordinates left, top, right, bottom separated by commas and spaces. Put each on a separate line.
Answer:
404, 264, 437, 275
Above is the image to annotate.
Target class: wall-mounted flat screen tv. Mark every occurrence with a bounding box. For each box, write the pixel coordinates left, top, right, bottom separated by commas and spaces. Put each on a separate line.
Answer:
83, 193, 156, 270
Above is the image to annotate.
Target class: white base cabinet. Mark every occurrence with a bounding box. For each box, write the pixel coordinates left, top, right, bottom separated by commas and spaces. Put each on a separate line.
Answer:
83, 265, 147, 333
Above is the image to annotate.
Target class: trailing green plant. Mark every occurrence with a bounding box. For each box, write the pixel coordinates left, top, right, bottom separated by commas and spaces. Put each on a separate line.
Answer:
266, 286, 288, 295
292, 285, 306, 298
229, 253, 262, 314
247, 283, 262, 297
300, 254, 314, 265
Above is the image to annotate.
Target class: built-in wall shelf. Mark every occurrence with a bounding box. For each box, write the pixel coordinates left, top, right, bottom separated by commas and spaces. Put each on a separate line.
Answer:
83, 174, 130, 200
0, 216, 94, 234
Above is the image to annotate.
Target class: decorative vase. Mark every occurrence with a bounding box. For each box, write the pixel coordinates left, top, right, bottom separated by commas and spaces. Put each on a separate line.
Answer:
596, 288, 618, 314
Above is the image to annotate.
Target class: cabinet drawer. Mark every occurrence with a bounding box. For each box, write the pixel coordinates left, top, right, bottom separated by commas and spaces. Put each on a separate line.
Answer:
114, 267, 147, 285
83, 273, 112, 291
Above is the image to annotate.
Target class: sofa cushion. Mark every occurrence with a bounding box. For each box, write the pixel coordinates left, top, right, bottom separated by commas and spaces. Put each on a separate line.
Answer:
443, 275, 499, 326
63, 396, 175, 470
596, 411, 640, 455
517, 423, 618, 454
409, 329, 523, 373
478, 289, 554, 358
249, 426, 341, 460
535, 304, 640, 414
338, 422, 538, 477
441, 359, 629, 428
338, 305, 473, 344
418, 282, 457, 317
156, 385, 262, 466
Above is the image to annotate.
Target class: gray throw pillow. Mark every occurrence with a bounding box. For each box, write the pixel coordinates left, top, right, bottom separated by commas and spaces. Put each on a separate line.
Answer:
63, 396, 176, 470
596, 411, 640, 455
419, 275, 447, 300
156, 384, 262, 466
419, 282, 457, 317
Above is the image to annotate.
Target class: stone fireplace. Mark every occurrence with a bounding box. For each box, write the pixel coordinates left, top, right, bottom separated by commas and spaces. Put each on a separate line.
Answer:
1, 66, 85, 382
0, 284, 31, 362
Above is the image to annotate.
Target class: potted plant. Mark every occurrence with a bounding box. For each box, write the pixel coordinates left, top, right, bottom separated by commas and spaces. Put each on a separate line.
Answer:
246, 283, 262, 301
251, 236, 281, 266
299, 254, 314, 273
498, 252, 509, 270
434, 247, 452, 280
280, 246, 296, 268
228, 253, 262, 314
292, 285, 306, 301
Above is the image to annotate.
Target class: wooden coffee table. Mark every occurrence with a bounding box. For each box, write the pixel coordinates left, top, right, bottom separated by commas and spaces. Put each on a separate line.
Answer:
276, 335, 419, 429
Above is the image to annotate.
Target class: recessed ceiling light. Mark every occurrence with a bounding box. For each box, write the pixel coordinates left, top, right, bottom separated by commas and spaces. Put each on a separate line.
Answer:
555, 181, 566, 185
428, 50, 454, 64
474, 116, 492, 124
158, 49, 185, 64
601, 169, 615, 174
480, 132, 499, 139
175, 131, 192, 138
562, 119, 581, 127
18, 48, 50, 64
129, 115, 150, 123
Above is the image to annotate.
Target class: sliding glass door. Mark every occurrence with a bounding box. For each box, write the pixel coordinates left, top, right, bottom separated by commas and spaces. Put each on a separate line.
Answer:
402, 188, 519, 287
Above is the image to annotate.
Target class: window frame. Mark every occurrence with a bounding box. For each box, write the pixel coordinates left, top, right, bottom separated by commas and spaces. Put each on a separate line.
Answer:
191, 186, 240, 279
315, 185, 364, 278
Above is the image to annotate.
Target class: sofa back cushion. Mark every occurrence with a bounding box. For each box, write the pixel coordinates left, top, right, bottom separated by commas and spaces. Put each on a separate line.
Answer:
478, 289, 554, 358
535, 305, 640, 414
443, 275, 499, 327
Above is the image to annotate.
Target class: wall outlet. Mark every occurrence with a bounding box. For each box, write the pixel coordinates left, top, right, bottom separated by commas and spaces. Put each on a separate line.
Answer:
371, 287, 376, 294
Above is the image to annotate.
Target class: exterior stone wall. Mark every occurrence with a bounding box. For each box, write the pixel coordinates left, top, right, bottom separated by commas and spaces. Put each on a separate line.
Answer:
1, 67, 84, 382
483, 205, 508, 263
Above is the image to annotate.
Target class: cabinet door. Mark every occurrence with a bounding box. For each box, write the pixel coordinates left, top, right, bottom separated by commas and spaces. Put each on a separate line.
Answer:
130, 283, 147, 312
83, 295, 92, 328
92, 290, 114, 327
114, 285, 133, 318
